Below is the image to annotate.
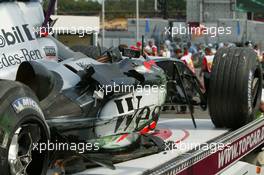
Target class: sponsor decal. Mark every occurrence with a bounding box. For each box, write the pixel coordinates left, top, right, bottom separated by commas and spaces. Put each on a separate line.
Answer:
0, 24, 34, 48
114, 96, 142, 114
12, 97, 43, 116
0, 48, 43, 69
218, 127, 264, 169
0, 24, 43, 69
44, 46, 56, 57
113, 96, 161, 133
160, 124, 264, 175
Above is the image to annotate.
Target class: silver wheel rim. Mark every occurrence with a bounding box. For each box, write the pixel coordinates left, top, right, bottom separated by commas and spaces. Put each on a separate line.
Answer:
8, 126, 34, 175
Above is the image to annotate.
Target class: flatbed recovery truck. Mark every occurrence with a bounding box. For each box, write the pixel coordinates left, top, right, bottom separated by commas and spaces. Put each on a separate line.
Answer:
75, 115, 264, 175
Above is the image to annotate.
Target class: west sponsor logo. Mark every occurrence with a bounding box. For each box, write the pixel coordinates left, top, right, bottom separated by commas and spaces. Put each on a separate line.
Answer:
0, 24, 34, 48
0, 48, 43, 69
114, 96, 142, 114
12, 97, 43, 116
114, 96, 161, 133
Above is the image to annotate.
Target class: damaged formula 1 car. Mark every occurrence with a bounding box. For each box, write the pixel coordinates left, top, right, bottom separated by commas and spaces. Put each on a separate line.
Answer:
79, 45, 263, 130
0, 1, 167, 174
0, 0, 262, 175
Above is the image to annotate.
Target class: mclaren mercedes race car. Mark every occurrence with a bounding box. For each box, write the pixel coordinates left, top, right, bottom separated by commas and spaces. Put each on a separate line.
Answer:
0, 0, 262, 175
77, 45, 263, 130
0, 1, 168, 174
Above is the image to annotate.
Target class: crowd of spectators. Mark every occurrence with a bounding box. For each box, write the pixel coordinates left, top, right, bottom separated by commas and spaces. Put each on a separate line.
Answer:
127, 39, 264, 114
129, 39, 264, 77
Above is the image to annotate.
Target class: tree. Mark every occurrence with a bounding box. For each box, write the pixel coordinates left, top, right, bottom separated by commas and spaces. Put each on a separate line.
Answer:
43, 0, 101, 14
43, 0, 186, 18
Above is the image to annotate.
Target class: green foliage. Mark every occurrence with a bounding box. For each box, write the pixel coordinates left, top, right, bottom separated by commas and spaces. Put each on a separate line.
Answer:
43, 0, 186, 17
60, 0, 101, 12
43, 0, 101, 13
167, 0, 186, 11
104, 0, 186, 12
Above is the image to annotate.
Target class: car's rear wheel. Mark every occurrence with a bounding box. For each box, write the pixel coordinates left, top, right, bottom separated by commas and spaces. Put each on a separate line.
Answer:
0, 80, 49, 175
208, 47, 262, 129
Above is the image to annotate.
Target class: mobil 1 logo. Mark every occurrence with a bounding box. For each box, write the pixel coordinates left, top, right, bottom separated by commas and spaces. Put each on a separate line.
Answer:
0, 24, 34, 48
0, 24, 44, 69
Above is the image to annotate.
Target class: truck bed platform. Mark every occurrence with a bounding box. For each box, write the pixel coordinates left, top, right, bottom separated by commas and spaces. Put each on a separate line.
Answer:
76, 116, 264, 175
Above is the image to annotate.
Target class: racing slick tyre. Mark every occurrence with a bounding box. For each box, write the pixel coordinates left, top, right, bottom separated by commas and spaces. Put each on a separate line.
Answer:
208, 47, 262, 129
0, 80, 50, 175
